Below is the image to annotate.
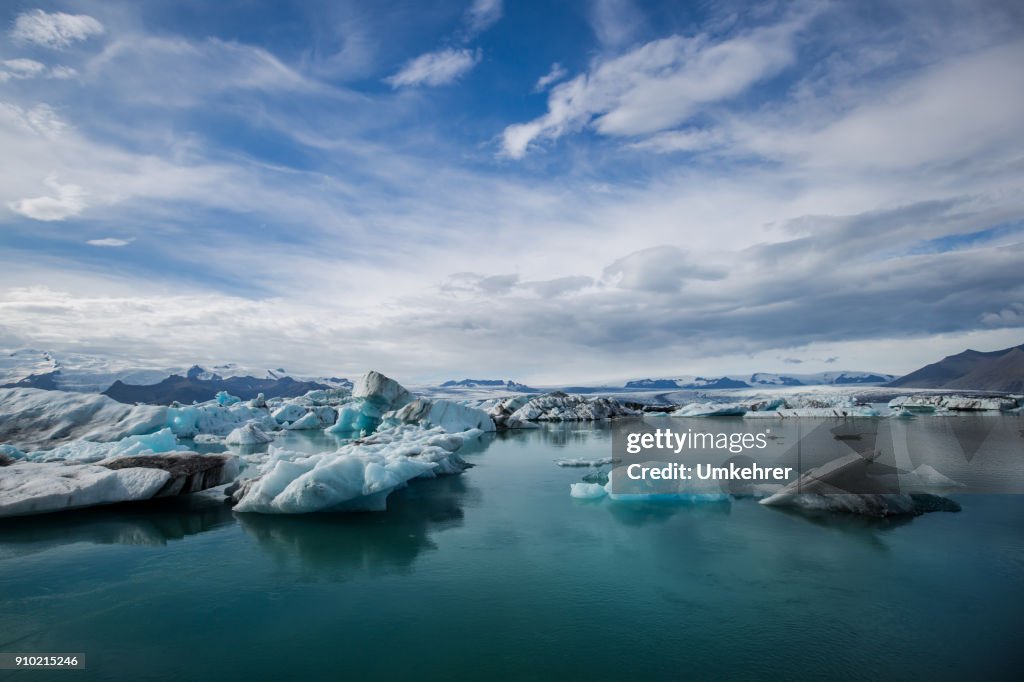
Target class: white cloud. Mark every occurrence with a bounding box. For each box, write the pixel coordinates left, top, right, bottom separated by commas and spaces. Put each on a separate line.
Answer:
627, 128, 725, 153
0, 59, 79, 82
8, 174, 88, 221
47, 65, 78, 80
466, 0, 504, 36
1, 58, 46, 79
502, 18, 807, 157
10, 9, 104, 49
533, 62, 568, 92
386, 48, 481, 88
88, 36, 332, 106
589, 0, 646, 49
86, 237, 133, 247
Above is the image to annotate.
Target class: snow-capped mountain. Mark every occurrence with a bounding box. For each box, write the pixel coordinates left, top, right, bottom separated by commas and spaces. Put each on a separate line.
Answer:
623, 371, 896, 390
439, 379, 538, 392
0, 349, 353, 399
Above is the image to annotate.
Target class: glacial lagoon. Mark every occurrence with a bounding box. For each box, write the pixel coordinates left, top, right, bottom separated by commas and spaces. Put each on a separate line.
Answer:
2, 419, 1024, 680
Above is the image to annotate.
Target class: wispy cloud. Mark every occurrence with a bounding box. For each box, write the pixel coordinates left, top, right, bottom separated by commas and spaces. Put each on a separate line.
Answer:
465, 0, 504, 37
589, 0, 646, 49
533, 62, 567, 92
502, 15, 809, 157
386, 47, 481, 88
10, 9, 104, 49
86, 237, 133, 247
8, 174, 88, 221
0, 58, 79, 82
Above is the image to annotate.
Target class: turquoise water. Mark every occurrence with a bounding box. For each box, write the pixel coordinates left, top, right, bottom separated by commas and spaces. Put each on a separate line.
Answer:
2, 423, 1024, 680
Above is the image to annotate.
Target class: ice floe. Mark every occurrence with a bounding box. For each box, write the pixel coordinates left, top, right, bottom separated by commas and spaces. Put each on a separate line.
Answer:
888, 395, 1020, 412
554, 457, 617, 467
570, 482, 608, 499
230, 425, 476, 514
0, 453, 239, 518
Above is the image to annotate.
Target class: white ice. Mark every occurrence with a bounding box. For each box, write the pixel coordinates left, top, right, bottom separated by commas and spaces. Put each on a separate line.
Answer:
225, 422, 274, 445
386, 398, 495, 433
25, 427, 187, 463
232, 425, 474, 514
0, 462, 170, 518
570, 482, 608, 499
0, 387, 167, 450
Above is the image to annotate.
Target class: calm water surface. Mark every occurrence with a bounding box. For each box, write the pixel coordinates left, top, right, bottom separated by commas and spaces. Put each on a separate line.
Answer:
1, 421, 1023, 681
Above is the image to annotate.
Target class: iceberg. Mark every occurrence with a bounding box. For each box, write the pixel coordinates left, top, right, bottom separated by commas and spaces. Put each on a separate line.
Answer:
225, 422, 274, 445
215, 391, 241, 406
483, 395, 537, 428
603, 463, 729, 502
167, 402, 276, 438
504, 392, 637, 424
284, 411, 321, 430
570, 482, 608, 499
386, 398, 495, 433
0, 387, 167, 449
353, 370, 414, 409
888, 395, 1019, 412
325, 371, 417, 435
0, 453, 240, 518
271, 403, 308, 426
759, 453, 959, 516
554, 457, 616, 467
671, 402, 747, 417
25, 427, 188, 463
231, 425, 473, 514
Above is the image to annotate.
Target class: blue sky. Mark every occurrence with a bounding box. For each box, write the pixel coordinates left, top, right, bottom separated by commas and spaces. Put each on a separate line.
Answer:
0, 0, 1023, 383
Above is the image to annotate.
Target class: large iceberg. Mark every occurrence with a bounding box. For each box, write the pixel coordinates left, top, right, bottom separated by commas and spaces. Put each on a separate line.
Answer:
386, 398, 495, 433
231, 425, 477, 514
501, 392, 637, 424
0, 453, 239, 518
0, 387, 167, 449
167, 402, 276, 438
759, 453, 961, 516
888, 395, 1020, 412
326, 371, 415, 435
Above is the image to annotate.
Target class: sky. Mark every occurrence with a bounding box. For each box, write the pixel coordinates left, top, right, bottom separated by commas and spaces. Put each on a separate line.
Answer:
0, 0, 1023, 384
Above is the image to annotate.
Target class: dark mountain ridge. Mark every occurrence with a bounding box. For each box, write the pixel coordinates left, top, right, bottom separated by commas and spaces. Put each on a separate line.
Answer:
888, 343, 1024, 392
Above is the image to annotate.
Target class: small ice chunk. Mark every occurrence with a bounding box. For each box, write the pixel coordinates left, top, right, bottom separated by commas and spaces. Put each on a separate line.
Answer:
225, 422, 274, 445
554, 457, 616, 467
570, 482, 608, 499
284, 411, 321, 430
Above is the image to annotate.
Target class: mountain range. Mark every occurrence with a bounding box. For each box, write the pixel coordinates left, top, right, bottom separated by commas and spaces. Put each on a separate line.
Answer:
624, 371, 896, 390
887, 343, 1024, 392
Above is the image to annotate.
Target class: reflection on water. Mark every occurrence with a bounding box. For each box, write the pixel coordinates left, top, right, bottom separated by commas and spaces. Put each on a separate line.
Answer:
603, 497, 732, 526
236, 474, 479, 580
0, 494, 235, 559
0, 420, 1023, 680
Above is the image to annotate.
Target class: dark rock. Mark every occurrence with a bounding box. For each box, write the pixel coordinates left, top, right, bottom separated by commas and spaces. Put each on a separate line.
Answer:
102, 453, 239, 497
